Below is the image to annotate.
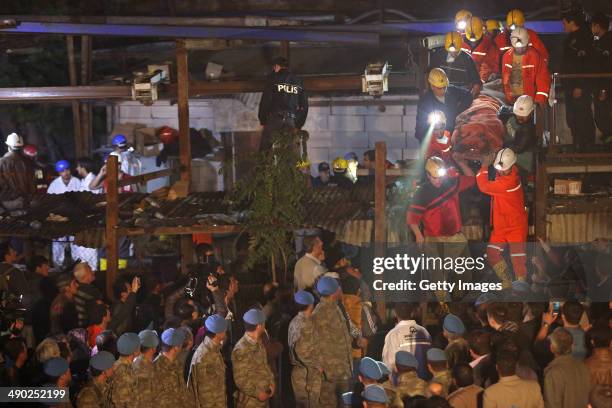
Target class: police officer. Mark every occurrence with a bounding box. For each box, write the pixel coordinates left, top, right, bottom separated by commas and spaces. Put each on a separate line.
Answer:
232, 308, 275, 407
154, 328, 191, 408
110, 332, 140, 407
561, 7, 596, 149
189, 314, 229, 408
133, 330, 158, 408
388, 351, 427, 403
77, 351, 115, 408
258, 57, 308, 151
591, 12, 612, 143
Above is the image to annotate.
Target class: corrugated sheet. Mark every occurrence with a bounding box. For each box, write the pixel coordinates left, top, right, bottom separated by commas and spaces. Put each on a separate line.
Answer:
546, 212, 612, 243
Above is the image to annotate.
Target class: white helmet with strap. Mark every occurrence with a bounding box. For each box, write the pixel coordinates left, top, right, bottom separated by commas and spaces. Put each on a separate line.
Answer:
494, 148, 517, 171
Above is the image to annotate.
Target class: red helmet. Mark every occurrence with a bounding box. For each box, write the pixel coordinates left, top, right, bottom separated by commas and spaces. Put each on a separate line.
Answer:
23, 144, 38, 158
158, 126, 178, 145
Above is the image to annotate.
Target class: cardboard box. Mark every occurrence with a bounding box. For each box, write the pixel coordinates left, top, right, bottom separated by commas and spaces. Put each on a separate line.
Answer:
142, 143, 164, 157
554, 179, 582, 195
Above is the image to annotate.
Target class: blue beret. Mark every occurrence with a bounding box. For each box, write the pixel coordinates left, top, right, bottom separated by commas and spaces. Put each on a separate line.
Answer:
362, 384, 388, 403
117, 332, 140, 355
475, 292, 497, 307
341, 391, 354, 405
44, 357, 69, 377
205, 314, 229, 334
317, 276, 339, 296
161, 328, 185, 347
243, 308, 266, 325
359, 357, 383, 380
138, 330, 159, 348
395, 351, 418, 368
294, 290, 315, 305
378, 361, 391, 377
512, 280, 530, 293
90, 351, 115, 371
443, 313, 466, 335
427, 348, 447, 362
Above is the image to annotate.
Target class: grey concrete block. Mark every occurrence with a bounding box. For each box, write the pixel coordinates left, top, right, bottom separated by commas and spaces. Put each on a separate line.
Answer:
328, 115, 365, 131
331, 132, 368, 148
365, 115, 403, 132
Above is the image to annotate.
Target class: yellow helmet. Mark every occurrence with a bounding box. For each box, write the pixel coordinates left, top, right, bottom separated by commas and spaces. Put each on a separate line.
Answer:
455, 9, 472, 31
296, 159, 311, 169
506, 9, 525, 30
444, 31, 463, 52
485, 19, 502, 34
465, 16, 484, 42
425, 156, 447, 178
428, 68, 449, 88
332, 157, 348, 172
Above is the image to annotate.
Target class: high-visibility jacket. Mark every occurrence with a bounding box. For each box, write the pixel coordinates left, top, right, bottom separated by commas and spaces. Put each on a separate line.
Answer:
476, 165, 527, 232
462, 36, 500, 82
495, 29, 549, 62
501, 47, 551, 104
427, 130, 452, 161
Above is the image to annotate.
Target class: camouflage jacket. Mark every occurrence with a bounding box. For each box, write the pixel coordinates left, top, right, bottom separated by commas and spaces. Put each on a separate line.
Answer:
109, 357, 137, 408
394, 371, 427, 402
154, 353, 190, 408
312, 297, 352, 381
232, 333, 274, 401
288, 312, 321, 370
76, 378, 110, 408
132, 354, 155, 408
188, 336, 227, 408
430, 370, 452, 397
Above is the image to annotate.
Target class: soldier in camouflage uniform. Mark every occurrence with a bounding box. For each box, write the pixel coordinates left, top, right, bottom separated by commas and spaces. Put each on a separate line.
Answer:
387, 351, 427, 407
312, 277, 353, 408
232, 308, 275, 408
154, 328, 192, 408
188, 314, 229, 408
77, 351, 115, 408
133, 330, 159, 408
110, 332, 140, 407
426, 348, 451, 397
288, 291, 322, 408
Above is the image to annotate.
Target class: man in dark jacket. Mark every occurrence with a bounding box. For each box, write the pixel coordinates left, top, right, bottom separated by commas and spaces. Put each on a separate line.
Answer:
430, 31, 482, 95
498, 95, 536, 174
0, 133, 35, 211
109, 276, 141, 335
73, 262, 104, 327
591, 12, 612, 144
258, 57, 308, 151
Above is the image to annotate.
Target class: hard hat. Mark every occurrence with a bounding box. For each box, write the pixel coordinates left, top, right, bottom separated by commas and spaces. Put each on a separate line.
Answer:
513, 95, 535, 116
425, 156, 447, 178
510, 27, 529, 49
465, 16, 484, 42
332, 157, 348, 172
111, 134, 128, 147
444, 32, 463, 53
506, 9, 525, 30
428, 68, 449, 89
5, 132, 24, 148
296, 159, 311, 169
428, 110, 447, 129
158, 126, 178, 145
23, 144, 38, 158
55, 160, 70, 173
455, 9, 472, 31
493, 148, 517, 171
485, 19, 502, 34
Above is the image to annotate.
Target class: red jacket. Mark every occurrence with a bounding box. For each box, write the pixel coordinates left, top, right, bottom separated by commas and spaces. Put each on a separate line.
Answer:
495, 28, 549, 62
502, 47, 551, 104
476, 165, 527, 232
427, 130, 452, 161
462, 36, 500, 82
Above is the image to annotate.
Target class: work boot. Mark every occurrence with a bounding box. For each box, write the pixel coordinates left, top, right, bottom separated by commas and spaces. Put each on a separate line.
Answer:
492, 261, 513, 289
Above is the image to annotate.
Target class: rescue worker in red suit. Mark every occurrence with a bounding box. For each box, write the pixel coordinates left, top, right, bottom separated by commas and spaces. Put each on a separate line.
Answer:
426, 111, 452, 162
476, 148, 527, 288
0, 133, 35, 212
407, 154, 474, 301
501, 27, 551, 106
462, 16, 501, 83
495, 9, 549, 63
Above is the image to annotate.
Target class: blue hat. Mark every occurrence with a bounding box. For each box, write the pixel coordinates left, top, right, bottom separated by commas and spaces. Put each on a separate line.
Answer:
55, 160, 70, 173
90, 351, 115, 371
205, 314, 229, 334
362, 384, 388, 403
395, 351, 418, 368
341, 392, 354, 405
161, 328, 185, 347
378, 361, 391, 377
427, 348, 447, 362
44, 357, 69, 377
512, 280, 530, 293
243, 308, 266, 325
294, 290, 315, 306
443, 314, 466, 335
475, 292, 497, 307
117, 332, 140, 355
317, 276, 339, 296
111, 134, 127, 146
359, 357, 383, 380
138, 330, 159, 348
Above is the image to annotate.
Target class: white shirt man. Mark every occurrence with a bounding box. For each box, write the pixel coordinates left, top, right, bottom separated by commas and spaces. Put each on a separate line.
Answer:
293, 236, 327, 291
47, 175, 80, 194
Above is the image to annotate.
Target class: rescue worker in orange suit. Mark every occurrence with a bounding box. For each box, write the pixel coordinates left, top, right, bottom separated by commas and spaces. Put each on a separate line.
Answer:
426, 111, 452, 162
501, 27, 551, 106
407, 154, 475, 301
462, 16, 501, 83
476, 148, 527, 288
495, 9, 549, 63
485, 19, 503, 43
430, 32, 482, 95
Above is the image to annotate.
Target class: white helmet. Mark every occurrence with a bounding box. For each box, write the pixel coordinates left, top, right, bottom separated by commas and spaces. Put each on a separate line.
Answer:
510, 27, 529, 49
513, 95, 534, 116
494, 148, 517, 171
5, 132, 24, 148
107, 151, 123, 164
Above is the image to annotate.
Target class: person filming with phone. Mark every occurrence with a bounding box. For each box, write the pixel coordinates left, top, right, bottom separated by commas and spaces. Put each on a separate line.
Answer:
536, 300, 589, 360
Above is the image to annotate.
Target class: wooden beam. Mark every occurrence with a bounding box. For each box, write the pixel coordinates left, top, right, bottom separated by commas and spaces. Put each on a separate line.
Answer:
66, 35, 83, 157
176, 39, 191, 189
105, 155, 120, 299
80, 35, 93, 156
117, 224, 242, 237
374, 141, 387, 322
118, 167, 176, 188
180, 235, 193, 275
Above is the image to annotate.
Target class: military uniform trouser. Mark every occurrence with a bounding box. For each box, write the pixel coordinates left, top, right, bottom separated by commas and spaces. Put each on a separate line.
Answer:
260, 114, 296, 152
319, 378, 350, 408
291, 366, 321, 408
236, 391, 269, 408
565, 90, 595, 148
